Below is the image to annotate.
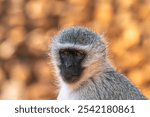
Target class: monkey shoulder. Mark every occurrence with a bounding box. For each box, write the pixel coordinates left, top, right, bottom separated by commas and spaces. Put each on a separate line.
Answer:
57, 70, 147, 100
96, 70, 147, 100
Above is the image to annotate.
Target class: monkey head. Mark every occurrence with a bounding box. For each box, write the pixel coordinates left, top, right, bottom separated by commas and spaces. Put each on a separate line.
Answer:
50, 26, 107, 84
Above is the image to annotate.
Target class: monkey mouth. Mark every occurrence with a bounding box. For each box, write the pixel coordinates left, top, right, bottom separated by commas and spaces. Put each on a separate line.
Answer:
62, 74, 81, 83
59, 66, 85, 83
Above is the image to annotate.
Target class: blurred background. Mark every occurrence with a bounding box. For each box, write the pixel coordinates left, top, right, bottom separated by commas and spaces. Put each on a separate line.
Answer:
0, 0, 150, 100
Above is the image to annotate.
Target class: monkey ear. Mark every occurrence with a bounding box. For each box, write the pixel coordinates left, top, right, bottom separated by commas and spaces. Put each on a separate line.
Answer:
48, 38, 54, 59
48, 41, 53, 57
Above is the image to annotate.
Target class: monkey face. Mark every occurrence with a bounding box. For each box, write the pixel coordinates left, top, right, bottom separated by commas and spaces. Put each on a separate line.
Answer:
58, 49, 85, 83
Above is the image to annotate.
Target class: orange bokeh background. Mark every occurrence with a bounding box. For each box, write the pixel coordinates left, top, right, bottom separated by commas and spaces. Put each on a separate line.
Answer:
0, 0, 150, 99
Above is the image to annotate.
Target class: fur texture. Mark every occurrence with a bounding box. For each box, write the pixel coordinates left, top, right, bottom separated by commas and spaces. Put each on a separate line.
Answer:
50, 26, 147, 100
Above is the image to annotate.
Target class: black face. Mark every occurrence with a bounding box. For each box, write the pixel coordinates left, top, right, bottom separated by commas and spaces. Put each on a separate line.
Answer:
59, 49, 86, 83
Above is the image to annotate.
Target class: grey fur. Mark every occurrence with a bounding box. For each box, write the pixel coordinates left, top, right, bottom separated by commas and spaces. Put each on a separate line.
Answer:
50, 26, 147, 100
51, 26, 106, 67
69, 69, 146, 100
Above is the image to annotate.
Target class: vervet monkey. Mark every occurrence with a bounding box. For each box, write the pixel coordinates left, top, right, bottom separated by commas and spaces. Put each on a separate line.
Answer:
50, 26, 146, 100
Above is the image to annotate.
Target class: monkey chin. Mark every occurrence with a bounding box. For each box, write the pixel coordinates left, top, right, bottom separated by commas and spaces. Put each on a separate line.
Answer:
62, 76, 81, 84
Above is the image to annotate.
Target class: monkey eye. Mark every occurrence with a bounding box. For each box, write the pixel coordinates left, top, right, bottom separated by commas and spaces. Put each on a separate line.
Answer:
76, 52, 82, 56
63, 51, 68, 55
60, 50, 67, 54
76, 51, 85, 59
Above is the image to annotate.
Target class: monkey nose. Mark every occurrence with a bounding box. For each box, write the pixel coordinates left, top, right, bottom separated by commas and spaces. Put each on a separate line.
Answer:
65, 62, 72, 68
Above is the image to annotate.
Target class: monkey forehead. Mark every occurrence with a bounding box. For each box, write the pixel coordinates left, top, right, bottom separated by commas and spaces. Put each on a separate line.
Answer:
56, 26, 101, 45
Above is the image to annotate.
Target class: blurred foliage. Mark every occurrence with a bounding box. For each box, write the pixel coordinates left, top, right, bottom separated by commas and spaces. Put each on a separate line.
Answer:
0, 0, 150, 99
